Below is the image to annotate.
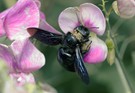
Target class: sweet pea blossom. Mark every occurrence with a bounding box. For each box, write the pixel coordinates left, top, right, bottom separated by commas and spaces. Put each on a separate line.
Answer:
58, 3, 108, 63
0, 0, 60, 38
3, 0, 41, 40
113, 0, 135, 19
0, 39, 45, 85
0, 8, 11, 37
0, 0, 53, 85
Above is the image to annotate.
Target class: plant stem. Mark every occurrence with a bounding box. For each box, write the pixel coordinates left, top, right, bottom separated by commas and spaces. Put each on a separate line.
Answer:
106, 14, 133, 93
101, 0, 133, 92
114, 42, 133, 93
115, 58, 132, 93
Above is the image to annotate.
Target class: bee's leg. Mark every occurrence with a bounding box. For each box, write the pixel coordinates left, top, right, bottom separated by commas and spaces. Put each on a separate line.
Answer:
81, 40, 92, 55
82, 38, 89, 43
57, 47, 75, 72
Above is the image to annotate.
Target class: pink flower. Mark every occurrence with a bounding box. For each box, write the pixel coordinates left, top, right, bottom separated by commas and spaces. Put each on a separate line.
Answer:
0, 8, 11, 37
0, 0, 60, 39
3, 0, 41, 40
113, 0, 135, 18
0, 39, 45, 85
0, 0, 55, 85
58, 3, 107, 63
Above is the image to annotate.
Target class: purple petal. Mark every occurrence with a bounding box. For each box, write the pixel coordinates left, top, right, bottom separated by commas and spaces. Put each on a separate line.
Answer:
58, 7, 80, 33
26, 12, 47, 36
117, 0, 135, 18
40, 12, 46, 20
4, 0, 40, 40
0, 44, 15, 72
83, 36, 108, 64
0, 8, 11, 19
39, 11, 61, 34
0, 19, 5, 37
10, 73, 35, 86
27, 11, 61, 35
10, 39, 45, 73
39, 19, 62, 34
0, 8, 11, 37
79, 3, 106, 35
58, 3, 106, 35
33, 0, 41, 8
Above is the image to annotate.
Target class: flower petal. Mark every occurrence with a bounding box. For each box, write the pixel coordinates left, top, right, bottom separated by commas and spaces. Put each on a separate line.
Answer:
10, 73, 35, 86
0, 8, 11, 19
0, 19, 5, 37
39, 19, 62, 34
39, 11, 61, 34
33, 0, 41, 8
0, 8, 11, 37
0, 44, 16, 71
3, 78, 28, 93
83, 36, 108, 63
4, 0, 40, 40
40, 12, 46, 20
79, 3, 106, 35
10, 39, 45, 73
117, 0, 135, 18
58, 7, 80, 33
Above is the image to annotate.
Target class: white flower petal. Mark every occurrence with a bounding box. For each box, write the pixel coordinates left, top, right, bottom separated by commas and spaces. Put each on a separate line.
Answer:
58, 7, 80, 33
79, 3, 106, 35
10, 39, 45, 73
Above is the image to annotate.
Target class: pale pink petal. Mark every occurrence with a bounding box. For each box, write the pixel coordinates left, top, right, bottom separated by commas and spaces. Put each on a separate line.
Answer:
0, 19, 5, 37
10, 73, 35, 86
33, 0, 41, 8
4, 0, 40, 40
0, 44, 15, 71
80, 3, 106, 35
0, 8, 11, 37
10, 39, 45, 73
58, 7, 80, 33
40, 12, 61, 34
39, 19, 62, 34
117, 0, 135, 18
83, 37, 108, 64
0, 8, 11, 19
40, 12, 46, 20
26, 12, 47, 36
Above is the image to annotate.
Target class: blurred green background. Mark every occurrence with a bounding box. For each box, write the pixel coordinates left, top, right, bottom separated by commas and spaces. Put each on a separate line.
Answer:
0, 0, 135, 93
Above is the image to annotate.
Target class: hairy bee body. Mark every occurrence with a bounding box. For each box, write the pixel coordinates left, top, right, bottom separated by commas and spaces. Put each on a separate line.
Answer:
30, 25, 91, 84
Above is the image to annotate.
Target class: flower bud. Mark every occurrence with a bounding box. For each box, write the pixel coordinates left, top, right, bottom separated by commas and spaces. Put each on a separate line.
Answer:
106, 38, 115, 65
112, 0, 135, 19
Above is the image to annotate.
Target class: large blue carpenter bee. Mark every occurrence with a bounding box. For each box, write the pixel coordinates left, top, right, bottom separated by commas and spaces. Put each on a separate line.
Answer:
28, 25, 92, 84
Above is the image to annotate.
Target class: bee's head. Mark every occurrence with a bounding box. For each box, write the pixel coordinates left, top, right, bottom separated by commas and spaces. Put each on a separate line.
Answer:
75, 26, 90, 38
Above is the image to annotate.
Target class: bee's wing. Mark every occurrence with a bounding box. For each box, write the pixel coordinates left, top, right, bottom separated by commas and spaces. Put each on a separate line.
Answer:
74, 45, 90, 84
28, 28, 63, 45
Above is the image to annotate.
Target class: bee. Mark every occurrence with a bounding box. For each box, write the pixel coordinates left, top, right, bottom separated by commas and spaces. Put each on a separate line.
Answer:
28, 25, 92, 84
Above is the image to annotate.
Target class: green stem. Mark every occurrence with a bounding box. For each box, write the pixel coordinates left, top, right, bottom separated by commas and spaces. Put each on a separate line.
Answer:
106, 18, 111, 38
115, 58, 132, 93
101, 0, 133, 92
114, 36, 134, 93
106, 14, 133, 93
101, 0, 134, 92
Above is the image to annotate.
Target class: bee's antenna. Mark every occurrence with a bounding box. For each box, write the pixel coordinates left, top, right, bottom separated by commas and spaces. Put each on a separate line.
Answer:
89, 27, 99, 30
